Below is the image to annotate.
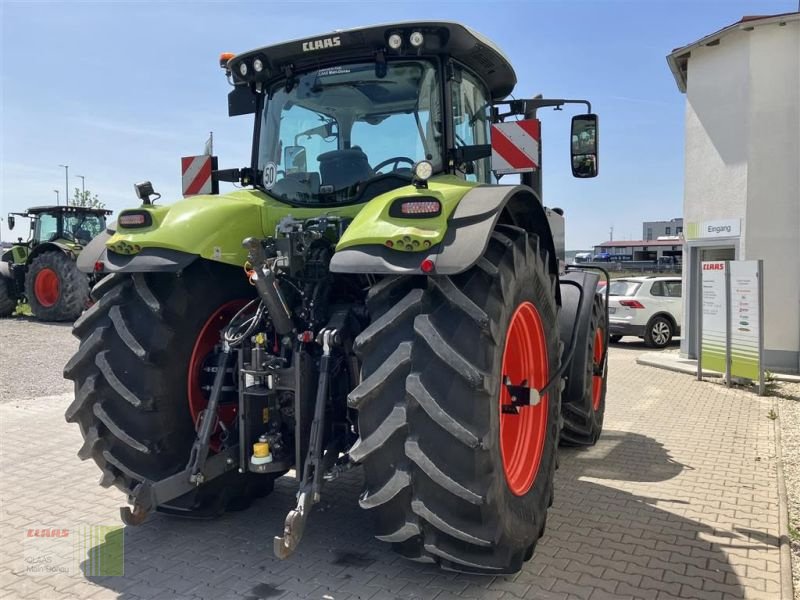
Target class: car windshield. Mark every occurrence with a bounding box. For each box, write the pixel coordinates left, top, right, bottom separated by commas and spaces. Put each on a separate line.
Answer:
258, 60, 442, 206
609, 280, 642, 296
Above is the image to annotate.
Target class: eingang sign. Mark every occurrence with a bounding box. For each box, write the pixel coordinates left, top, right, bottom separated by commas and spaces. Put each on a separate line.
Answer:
686, 218, 741, 240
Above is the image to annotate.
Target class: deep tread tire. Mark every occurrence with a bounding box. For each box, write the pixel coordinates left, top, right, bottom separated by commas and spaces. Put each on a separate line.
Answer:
350, 227, 560, 573
25, 251, 89, 321
644, 315, 673, 348
64, 261, 276, 516
0, 277, 16, 317
560, 295, 607, 446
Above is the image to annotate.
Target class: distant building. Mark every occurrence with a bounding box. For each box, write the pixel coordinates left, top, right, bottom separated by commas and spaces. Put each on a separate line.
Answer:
667, 11, 800, 373
643, 218, 683, 241
592, 239, 683, 262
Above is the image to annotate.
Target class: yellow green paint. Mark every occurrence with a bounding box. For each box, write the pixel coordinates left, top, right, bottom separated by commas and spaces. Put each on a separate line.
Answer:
107, 175, 477, 267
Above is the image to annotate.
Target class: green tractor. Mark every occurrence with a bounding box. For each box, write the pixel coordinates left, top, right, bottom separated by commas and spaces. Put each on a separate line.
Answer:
65, 22, 608, 573
1, 205, 112, 321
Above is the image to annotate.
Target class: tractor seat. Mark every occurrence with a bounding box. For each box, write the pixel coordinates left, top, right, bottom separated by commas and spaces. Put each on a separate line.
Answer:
317, 148, 373, 190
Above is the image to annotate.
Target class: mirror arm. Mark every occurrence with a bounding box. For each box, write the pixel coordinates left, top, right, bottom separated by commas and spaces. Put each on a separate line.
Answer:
492, 98, 592, 121
452, 144, 492, 164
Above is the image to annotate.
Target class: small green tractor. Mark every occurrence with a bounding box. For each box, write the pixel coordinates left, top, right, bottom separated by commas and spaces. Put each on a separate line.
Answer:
65, 22, 608, 573
1, 206, 112, 321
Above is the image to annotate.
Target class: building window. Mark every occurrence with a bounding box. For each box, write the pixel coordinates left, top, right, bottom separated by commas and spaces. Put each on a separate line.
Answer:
665, 227, 671, 235
646, 228, 652, 241
676, 226, 683, 235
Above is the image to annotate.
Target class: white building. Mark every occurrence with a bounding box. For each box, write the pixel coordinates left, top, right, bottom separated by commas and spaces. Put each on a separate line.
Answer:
643, 218, 683, 241
667, 12, 800, 374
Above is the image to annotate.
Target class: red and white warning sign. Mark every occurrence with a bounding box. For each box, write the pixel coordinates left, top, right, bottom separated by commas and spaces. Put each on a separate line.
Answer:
181, 155, 217, 197
491, 119, 541, 175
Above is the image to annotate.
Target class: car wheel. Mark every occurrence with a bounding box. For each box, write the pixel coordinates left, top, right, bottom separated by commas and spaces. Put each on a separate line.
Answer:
644, 316, 672, 348
609, 335, 622, 343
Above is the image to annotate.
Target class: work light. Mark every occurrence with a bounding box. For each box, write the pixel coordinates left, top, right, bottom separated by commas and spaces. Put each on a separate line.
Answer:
239, 62, 248, 76
253, 58, 264, 73
409, 31, 424, 47
388, 34, 403, 49
413, 160, 433, 181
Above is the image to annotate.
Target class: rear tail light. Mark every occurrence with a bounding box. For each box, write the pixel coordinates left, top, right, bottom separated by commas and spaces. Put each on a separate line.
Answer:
619, 300, 645, 309
118, 211, 152, 228
389, 197, 442, 218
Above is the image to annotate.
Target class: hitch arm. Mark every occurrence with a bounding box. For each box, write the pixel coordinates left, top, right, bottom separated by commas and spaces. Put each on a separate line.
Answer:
274, 329, 338, 559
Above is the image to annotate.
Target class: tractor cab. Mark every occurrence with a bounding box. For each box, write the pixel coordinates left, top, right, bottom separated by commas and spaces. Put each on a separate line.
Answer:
219, 22, 597, 206
7, 206, 111, 250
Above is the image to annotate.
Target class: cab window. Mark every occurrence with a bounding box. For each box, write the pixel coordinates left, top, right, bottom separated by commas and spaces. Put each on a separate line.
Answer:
34, 213, 58, 244
450, 65, 491, 183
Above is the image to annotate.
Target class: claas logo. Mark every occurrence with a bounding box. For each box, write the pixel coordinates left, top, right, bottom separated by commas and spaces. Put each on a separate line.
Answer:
27, 528, 70, 538
302, 36, 342, 52
703, 263, 725, 271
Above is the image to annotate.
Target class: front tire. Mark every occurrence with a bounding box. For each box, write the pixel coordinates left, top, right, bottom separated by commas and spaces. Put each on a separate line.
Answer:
0, 277, 16, 317
644, 315, 673, 348
350, 227, 560, 573
64, 262, 276, 516
25, 251, 89, 321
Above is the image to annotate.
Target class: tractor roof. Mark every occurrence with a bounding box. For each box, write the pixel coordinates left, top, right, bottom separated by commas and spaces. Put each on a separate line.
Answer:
229, 21, 517, 100
24, 206, 112, 216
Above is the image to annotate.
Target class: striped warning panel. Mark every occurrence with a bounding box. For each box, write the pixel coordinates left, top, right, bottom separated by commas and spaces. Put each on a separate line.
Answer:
491, 119, 541, 174
181, 155, 213, 197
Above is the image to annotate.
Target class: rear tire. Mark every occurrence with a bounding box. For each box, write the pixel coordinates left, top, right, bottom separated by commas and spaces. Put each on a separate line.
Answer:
64, 261, 277, 516
644, 315, 673, 348
0, 277, 16, 317
350, 227, 560, 573
560, 295, 607, 446
25, 251, 88, 321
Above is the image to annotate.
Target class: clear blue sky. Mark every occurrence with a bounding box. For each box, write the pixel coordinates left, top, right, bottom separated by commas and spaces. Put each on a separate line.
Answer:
1, 0, 795, 249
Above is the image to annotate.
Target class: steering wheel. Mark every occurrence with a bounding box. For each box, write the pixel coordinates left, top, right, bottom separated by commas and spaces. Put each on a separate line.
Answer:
372, 156, 414, 174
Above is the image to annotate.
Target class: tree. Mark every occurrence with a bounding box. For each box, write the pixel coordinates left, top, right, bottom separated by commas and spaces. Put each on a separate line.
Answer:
71, 187, 105, 209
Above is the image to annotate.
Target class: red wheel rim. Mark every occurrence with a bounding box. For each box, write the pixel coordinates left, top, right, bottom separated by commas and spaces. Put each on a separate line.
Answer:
499, 302, 549, 496
187, 300, 248, 452
34, 268, 60, 307
591, 329, 604, 411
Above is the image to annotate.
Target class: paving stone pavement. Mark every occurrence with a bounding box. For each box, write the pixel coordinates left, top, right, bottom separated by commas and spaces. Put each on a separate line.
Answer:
0, 342, 786, 599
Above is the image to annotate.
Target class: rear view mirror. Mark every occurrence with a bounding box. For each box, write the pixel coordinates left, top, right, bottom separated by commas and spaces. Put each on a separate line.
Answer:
7, 215, 14, 230
284, 146, 307, 173
571, 114, 598, 178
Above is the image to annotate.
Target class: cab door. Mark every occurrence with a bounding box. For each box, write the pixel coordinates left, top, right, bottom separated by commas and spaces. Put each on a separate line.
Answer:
449, 64, 492, 183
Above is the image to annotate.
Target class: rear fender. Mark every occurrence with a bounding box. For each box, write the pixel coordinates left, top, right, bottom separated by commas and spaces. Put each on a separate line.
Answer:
28, 241, 77, 262
558, 270, 602, 401
76, 227, 115, 273
330, 184, 560, 278
91, 190, 363, 274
